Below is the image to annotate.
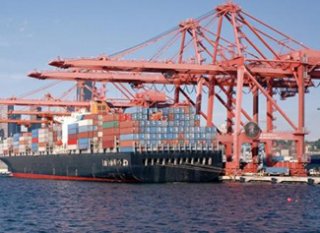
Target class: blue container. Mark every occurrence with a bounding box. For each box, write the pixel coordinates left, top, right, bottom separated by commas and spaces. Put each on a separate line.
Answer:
31, 143, 38, 152
78, 138, 90, 149
272, 156, 285, 162
161, 134, 167, 140
78, 125, 95, 133
13, 133, 20, 141
68, 128, 78, 135
125, 107, 139, 114
68, 123, 78, 130
120, 134, 135, 141
168, 127, 174, 133
139, 119, 145, 126
264, 167, 289, 175
119, 147, 135, 153
32, 129, 39, 137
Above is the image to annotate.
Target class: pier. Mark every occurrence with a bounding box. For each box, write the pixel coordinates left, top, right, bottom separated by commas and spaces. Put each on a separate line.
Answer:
221, 175, 320, 185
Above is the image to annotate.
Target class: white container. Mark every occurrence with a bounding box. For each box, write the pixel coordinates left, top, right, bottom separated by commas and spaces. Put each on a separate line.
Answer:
78, 119, 93, 126
67, 145, 78, 150
38, 146, 47, 152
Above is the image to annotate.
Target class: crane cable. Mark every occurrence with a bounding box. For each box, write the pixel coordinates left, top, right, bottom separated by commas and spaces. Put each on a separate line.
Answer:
18, 80, 63, 99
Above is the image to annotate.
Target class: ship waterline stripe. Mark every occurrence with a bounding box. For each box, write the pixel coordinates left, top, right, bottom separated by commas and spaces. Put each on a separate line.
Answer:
12, 173, 137, 182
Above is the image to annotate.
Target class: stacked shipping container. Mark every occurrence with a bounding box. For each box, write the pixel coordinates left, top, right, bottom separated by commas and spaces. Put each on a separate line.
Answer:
102, 114, 120, 150
0, 106, 218, 156
118, 106, 217, 152
67, 123, 78, 150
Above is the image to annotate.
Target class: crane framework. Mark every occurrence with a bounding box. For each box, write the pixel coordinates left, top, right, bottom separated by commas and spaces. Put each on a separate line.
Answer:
24, 2, 320, 175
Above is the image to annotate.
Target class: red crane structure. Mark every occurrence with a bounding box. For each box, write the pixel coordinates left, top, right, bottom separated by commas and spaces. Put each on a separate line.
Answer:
28, 2, 320, 176
8, 110, 72, 117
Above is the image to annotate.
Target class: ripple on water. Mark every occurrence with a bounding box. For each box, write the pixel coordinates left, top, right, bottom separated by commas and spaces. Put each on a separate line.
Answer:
0, 179, 319, 232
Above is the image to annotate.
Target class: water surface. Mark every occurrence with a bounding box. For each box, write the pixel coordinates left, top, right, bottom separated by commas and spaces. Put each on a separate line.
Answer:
0, 178, 319, 232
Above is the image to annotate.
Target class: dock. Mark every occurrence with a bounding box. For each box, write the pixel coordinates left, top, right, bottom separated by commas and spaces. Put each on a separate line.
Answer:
220, 175, 320, 185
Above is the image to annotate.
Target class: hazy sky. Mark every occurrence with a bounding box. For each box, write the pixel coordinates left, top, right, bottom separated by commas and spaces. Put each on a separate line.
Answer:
0, 0, 320, 139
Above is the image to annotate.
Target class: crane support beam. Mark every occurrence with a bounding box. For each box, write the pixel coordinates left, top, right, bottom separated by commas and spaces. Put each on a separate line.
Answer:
0, 99, 138, 108
0, 119, 50, 124
8, 110, 72, 116
29, 70, 311, 90
0, 99, 91, 107
48, 58, 296, 77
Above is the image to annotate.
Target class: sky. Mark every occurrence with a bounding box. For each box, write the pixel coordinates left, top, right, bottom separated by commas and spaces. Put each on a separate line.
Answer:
1, 0, 320, 139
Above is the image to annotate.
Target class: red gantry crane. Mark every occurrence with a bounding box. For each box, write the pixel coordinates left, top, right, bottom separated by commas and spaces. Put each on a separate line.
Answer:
28, 2, 320, 176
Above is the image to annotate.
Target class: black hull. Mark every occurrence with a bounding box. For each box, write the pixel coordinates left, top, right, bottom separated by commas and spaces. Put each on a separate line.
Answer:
0, 151, 223, 183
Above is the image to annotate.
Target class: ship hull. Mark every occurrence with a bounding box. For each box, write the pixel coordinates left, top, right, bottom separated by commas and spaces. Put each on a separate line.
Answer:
0, 151, 223, 183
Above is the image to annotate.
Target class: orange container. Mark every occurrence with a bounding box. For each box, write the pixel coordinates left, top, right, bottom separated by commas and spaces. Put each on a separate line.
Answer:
103, 114, 119, 121
119, 121, 139, 128
38, 142, 48, 147
119, 127, 139, 134
103, 128, 120, 136
77, 132, 97, 138
119, 140, 136, 147
84, 114, 100, 120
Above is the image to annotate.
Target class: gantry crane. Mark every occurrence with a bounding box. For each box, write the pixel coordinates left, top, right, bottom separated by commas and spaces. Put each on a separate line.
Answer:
26, 2, 320, 176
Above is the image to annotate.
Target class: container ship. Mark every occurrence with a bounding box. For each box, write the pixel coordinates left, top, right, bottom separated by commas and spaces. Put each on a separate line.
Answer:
0, 105, 223, 182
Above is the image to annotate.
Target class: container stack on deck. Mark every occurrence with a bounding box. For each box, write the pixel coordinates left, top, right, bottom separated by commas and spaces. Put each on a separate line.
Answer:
102, 114, 120, 150
13, 133, 20, 155
67, 123, 78, 150
31, 129, 39, 153
0, 105, 218, 156
2, 138, 12, 156
77, 119, 97, 151
19, 132, 31, 155
118, 106, 217, 152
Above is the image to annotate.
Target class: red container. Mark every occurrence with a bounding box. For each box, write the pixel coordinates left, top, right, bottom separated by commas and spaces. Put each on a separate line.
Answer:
77, 132, 97, 139
67, 138, 77, 145
84, 114, 100, 120
102, 140, 114, 148
32, 138, 38, 143
119, 113, 132, 121
103, 135, 115, 141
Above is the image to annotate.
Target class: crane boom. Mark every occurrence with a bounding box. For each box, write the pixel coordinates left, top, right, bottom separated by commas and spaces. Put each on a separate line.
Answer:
29, 70, 312, 89
8, 110, 72, 117
48, 58, 303, 77
0, 99, 90, 107
0, 119, 50, 125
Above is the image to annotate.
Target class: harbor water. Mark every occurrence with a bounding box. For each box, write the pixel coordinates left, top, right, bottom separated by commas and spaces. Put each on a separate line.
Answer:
0, 178, 319, 232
